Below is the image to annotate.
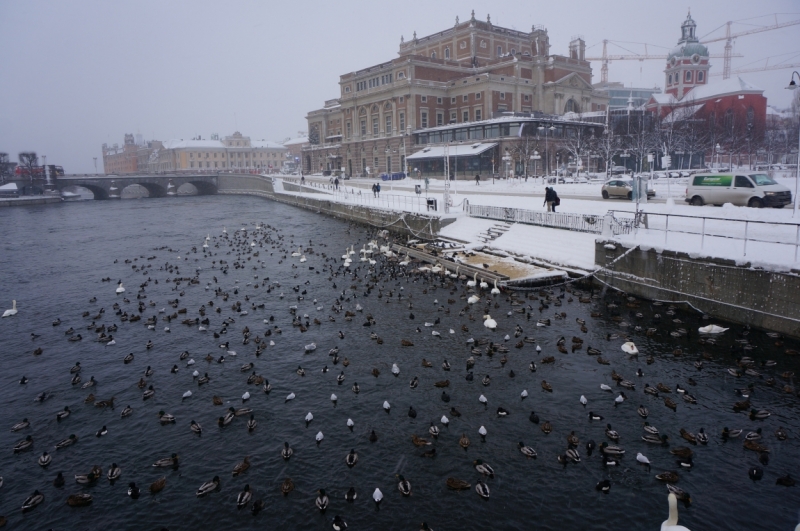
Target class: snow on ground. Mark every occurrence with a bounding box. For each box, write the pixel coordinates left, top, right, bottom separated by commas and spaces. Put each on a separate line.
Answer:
489, 223, 600, 272
438, 217, 498, 244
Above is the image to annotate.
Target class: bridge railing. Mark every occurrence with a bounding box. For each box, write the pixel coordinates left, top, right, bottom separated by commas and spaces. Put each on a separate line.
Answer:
467, 204, 605, 233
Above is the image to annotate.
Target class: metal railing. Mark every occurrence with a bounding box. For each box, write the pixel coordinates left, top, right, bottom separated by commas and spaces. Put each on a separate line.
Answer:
282, 179, 431, 213
467, 204, 605, 233
608, 210, 800, 262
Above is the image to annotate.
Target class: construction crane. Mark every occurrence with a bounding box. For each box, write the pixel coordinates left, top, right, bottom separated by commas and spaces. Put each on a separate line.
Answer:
710, 61, 800, 77
587, 40, 737, 84
700, 17, 800, 79
588, 14, 800, 83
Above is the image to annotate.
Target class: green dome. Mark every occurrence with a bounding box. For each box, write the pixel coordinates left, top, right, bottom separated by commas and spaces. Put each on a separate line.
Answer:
668, 42, 708, 60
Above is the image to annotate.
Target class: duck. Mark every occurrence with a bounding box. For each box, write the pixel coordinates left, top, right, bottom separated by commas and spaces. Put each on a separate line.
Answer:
38, 451, 51, 467
680, 429, 697, 445
446, 478, 471, 490
745, 428, 762, 441
21, 490, 44, 512
722, 427, 742, 439
237, 484, 253, 509
643, 433, 670, 445
55, 434, 78, 450
696, 428, 708, 445
588, 411, 604, 421
153, 453, 179, 468
196, 476, 220, 496
749, 408, 770, 420
475, 479, 490, 499
541, 420, 553, 434
459, 433, 470, 449
605, 424, 620, 442
107, 463, 122, 481
473, 459, 495, 478
96, 425, 108, 437
75, 466, 102, 484
11, 418, 30, 432
233, 456, 251, 476
397, 475, 412, 496
128, 482, 140, 499
158, 411, 175, 424
656, 471, 680, 483
670, 447, 694, 459
599, 442, 625, 456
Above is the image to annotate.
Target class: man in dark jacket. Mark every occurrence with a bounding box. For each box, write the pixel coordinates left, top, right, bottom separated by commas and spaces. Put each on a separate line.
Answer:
543, 187, 554, 212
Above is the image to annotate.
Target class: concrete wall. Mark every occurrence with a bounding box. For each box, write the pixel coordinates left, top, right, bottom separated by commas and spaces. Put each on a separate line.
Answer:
0, 196, 62, 208
595, 240, 800, 339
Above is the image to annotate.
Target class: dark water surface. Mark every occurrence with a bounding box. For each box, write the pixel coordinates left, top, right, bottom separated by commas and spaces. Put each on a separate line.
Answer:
0, 196, 798, 531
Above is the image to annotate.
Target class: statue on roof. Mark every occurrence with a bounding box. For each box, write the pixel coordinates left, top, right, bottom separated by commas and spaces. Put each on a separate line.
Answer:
400, 35, 404, 43
455, 16, 459, 25
471, 10, 475, 21
487, 14, 491, 24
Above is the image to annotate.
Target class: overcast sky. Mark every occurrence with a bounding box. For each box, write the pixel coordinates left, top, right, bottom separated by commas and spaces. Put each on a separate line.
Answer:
1, 0, 798, 173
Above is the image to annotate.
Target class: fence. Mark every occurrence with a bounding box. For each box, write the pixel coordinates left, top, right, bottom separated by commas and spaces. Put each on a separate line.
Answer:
607, 210, 800, 263
467, 204, 605, 233
282, 178, 431, 213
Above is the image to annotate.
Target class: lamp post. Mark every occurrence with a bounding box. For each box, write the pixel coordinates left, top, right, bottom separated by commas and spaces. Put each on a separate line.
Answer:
715, 143, 721, 170
538, 124, 555, 184
530, 151, 541, 182
502, 149, 512, 181
786, 71, 800, 217
94, 157, 98, 175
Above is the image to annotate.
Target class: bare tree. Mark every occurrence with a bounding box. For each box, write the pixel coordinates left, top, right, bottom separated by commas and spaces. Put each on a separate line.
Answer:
507, 134, 539, 178
18, 152, 38, 191
0, 152, 10, 184
590, 130, 624, 178
560, 124, 594, 177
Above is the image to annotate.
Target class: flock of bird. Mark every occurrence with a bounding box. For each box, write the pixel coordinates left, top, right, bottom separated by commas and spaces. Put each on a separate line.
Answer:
2, 217, 798, 530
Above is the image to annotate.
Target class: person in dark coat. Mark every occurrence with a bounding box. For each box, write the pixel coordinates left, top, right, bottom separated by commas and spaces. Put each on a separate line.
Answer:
543, 187, 554, 212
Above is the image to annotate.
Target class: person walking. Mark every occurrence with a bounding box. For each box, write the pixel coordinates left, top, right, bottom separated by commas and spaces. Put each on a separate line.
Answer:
475, 174, 480, 185
543, 187, 554, 212
334, 177, 339, 190
376, 183, 381, 197
551, 188, 560, 213
372, 183, 377, 197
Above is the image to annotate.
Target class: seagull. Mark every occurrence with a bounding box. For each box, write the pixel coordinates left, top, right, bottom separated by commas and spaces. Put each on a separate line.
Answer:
315, 431, 324, 444
346, 418, 354, 431
479, 394, 488, 405
330, 394, 337, 405
600, 384, 612, 391
636, 452, 651, 470
580, 395, 588, 407
305, 412, 314, 426
479, 426, 487, 441
373, 488, 383, 505
182, 390, 192, 400
242, 391, 250, 402
441, 415, 449, 426
614, 392, 626, 406
391, 364, 400, 376
383, 401, 391, 412
521, 390, 528, 399
285, 392, 296, 402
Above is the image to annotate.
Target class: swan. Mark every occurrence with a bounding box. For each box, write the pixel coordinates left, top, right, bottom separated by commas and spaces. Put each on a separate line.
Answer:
467, 273, 477, 288
483, 315, 497, 330
480, 278, 489, 290
491, 279, 501, 295
115, 282, 125, 294
383, 400, 391, 412
2, 300, 17, 318
621, 342, 639, 355
661, 493, 692, 531
299, 255, 307, 263
292, 247, 302, 257
467, 295, 480, 305
698, 324, 728, 334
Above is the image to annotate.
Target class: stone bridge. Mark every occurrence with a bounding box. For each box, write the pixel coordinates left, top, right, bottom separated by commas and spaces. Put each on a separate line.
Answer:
54, 173, 221, 199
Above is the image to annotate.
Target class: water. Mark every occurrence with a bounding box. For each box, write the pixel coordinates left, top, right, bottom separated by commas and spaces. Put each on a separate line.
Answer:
0, 196, 798, 530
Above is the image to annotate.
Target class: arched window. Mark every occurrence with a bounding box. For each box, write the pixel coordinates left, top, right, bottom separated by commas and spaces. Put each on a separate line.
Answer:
685, 71, 692, 82
747, 106, 754, 124
444, 48, 450, 59
697, 71, 704, 82
564, 99, 579, 114
668, 74, 673, 84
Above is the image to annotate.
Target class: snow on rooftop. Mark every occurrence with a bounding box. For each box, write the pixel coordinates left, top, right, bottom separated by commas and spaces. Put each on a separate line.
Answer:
283, 137, 309, 146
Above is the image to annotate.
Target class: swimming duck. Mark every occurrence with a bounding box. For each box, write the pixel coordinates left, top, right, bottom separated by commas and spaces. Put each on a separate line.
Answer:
158, 411, 175, 424
588, 411, 604, 421
744, 428, 762, 441
237, 484, 252, 509
722, 427, 742, 439
643, 433, 669, 445
566, 447, 581, 463
474, 460, 495, 478
541, 420, 553, 434
599, 442, 625, 456
232, 456, 250, 476
128, 482, 140, 499
680, 429, 697, 445
397, 475, 412, 496
96, 425, 108, 437
664, 397, 677, 411
775, 427, 788, 441
55, 434, 78, 450
75, 466, 102, 484
142, 385, 155, 400
696, 428, 708, 444
21, 490, 44, 512
152, 453, 179, 468
446, 478, 471, 490
120, 405, 133, 418
107, 463, 122, 481
749, 408, 770, 420
656, 471, 679, 483
670, 447, 694, 459
190, 420, 202, 435
38, 451, 51, 467
196, 476, 220, 497
247, 414, 257, 432
11, 418, 30, 432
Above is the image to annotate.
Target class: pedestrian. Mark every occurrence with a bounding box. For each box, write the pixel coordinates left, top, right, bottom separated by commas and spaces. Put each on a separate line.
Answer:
300, 175, 305, 185
543, 187, 554, 212
552, 188, 560, 213
334, 177, 339, 190
475, 174, 480, 185
376, 183, 381, 197
372, 183, 377, 197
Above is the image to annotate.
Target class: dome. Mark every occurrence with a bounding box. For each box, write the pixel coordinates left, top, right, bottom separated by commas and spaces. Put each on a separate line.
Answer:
668, 42, 708, 60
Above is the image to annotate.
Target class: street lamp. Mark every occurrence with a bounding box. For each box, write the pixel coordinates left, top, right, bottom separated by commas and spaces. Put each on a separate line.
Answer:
502, 149, 512, 181
787, 71, 800, 217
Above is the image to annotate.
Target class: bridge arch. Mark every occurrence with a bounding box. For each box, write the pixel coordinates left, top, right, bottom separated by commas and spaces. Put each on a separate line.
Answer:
69, 184, 109, 200
187, 180, 218, 195
134, 182, 167, 198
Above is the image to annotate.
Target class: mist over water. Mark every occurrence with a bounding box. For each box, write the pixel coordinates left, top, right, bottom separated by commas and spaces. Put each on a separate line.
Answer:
0, 196, 798, 530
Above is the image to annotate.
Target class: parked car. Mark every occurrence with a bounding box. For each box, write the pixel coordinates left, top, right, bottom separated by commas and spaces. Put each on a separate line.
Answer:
601, 179, 655, 200
685, 172, 792, 208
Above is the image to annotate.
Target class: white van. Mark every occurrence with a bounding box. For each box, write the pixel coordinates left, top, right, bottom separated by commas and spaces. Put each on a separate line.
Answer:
685, 172, 792, 208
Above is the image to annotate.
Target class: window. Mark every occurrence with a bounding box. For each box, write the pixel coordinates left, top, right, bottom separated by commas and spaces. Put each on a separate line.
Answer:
698, 71, 704, 82
668, 74, 673, 84
436, 113, 443, 126
735, 175, 754, 188
398, 72, 405, 79
421, 111, 428, 128
214, 162, 218, 168
475, 109, 482, 121
463, 95, 468, 102
480, 40, 486, 49
451, 97, 456, 104
190, 152, 194, 158
360, 120, 366, 136
190, 161, 194, 168
399, 112, 405, 132
445, 48, 450, 59
385, 115, 392, 133
372, 117, 379, 135
511, 48, 516, 55
747, 106, 754, 124
437, 97, 442, 104
498, 105, 507, 112
497, 46, 502, 56
500, 92, 505, 100
685, 71, 692, 82
476, 92, 481, 100
725, 109, 734, 130
346, 122, 352, 138
450, 112, 456, 122
463, 110, 469, 122
399, 96, 404, 103
421, 95, 427, 103
344, 86, 351, 93
565, 99, 579, 113
524, 94, 530, 102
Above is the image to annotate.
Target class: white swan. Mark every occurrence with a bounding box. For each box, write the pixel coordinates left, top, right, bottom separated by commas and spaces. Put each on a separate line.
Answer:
698, 324, 728, 334
661, 493, 692, 531
467, 273, 477, 288
299, 255, 307, 263
467, 295, 480, 305
491, 279, 501, 295
292, 247, 302, 257
480, 278, 489, 290
483, 315, 497, 330
621, 342, 639, 355
115, 282, 125, 294
3, 300, 18, 318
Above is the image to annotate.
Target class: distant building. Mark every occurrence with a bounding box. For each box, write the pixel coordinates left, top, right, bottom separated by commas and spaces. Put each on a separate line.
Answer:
102, 132, 288, 173
282, 136, 309, 172
592, 82, 660, 110
303, 11, 608, 176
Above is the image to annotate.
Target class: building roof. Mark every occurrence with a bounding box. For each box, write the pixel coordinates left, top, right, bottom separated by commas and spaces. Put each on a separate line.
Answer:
162, 139, 225, 149
678, 77, 762, 102
650, 93, 678, 105
662, 103, 704, 124
406, 142, 498, 161
283, 136, 309, 146
251, 140, 286, 149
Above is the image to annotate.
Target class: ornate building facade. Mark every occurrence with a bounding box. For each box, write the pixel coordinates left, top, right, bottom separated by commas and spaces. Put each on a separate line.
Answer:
304, 11, 608, 177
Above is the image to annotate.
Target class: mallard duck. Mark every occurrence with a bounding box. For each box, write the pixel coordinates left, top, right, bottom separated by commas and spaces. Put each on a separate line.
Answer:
518, 441, 537, 458
680, 429, 697, 444
246, 414, 257, 432
664, 397, 677, 411
21, 490, 44, 512
722, 427, 742, 438
38, 451, 51, 467
107, 463, 121, 481
142, 385, 155, 400
158, 411, 175, 424
233, 456, 250, 476
670, 447, 694, 459
473, 460, 494, 478
11, 418, 30, 432
605, 424, 620, 442
55, 434, 78, 450
656, 383, 672, 393
475, 479, 490, 499
281, 442, 293, 460
642, 433, 669, 445
643, 422, 659, 435
459, 433, 470, 449
56, 406, 71, 421
153, 453, 178, 468
196, 476, 220, 497
566, 431, 579, 446
343, 448, 358, 468
412, 434, 431, 447
75, 466, 102, 484
749, 409, 770, 420
696, 428, 708, 444
599, 442, 625, 456
397, 475, 412, 496
566, 448, 581, 462
446, 477, 471, 490
190, 420, 202, 435
281, 477, 294, 496
541, 380, 553, 392
775, 427, 789, 441
14, 435, 33, 453
120, 405, 133, 418
777, 474, 796, 487
655, 471, 679, 483
235, 484, 252, 509
644, 384, 659, 397
541, 421, 552, 434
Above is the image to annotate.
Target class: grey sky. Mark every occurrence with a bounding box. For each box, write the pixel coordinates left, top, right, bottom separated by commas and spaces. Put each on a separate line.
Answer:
1, 0, 798, 173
